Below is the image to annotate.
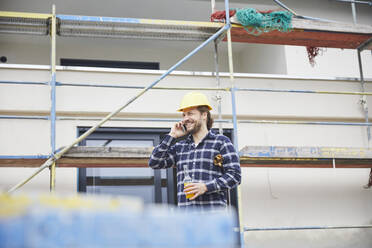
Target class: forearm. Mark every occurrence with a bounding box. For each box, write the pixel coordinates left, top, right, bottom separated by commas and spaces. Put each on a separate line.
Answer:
205, 165, 241, 193
148, 135, 176, 169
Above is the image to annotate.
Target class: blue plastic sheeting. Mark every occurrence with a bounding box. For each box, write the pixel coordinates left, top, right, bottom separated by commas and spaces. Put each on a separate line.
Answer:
0, 194, 237, 248
57, 15, 140, 24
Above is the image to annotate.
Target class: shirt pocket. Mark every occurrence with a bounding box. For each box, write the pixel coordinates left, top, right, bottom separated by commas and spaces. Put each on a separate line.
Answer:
202, 150, 223, 172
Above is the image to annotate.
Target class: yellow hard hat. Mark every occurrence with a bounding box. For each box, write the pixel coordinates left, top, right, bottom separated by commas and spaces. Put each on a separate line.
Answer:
177, 92, 212, 112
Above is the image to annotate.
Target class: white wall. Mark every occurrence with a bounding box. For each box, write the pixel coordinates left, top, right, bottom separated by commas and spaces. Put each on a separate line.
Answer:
242, 167, 372, 248
0, 33, 288, 74
286, 47, 372, 78
1, 67, 372, 248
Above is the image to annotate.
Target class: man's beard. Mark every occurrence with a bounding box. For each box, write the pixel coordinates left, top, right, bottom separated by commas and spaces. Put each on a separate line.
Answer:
188, 120, 202, 135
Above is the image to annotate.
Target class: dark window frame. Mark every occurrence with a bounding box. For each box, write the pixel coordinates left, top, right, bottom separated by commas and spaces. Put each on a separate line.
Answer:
78, 127, 175, 205
60, 58, 160, 70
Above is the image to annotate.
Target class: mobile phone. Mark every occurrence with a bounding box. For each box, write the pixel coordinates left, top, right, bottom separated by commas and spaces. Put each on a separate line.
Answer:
182, 124, 187, 133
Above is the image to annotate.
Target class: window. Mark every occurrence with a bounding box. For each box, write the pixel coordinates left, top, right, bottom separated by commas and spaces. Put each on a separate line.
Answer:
78, 127, 176, 205
60, 58, 159, 70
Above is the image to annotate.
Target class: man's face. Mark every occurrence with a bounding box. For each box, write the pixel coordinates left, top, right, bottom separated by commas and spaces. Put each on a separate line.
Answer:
182, 107, 206, 134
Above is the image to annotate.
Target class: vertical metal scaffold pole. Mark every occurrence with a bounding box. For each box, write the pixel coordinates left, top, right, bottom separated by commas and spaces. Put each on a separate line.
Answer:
351, 2, 357, 24
224, 1, 244, 247
357, 49, 371, 146
49, 5, 57, 192
214, 40, 223, 135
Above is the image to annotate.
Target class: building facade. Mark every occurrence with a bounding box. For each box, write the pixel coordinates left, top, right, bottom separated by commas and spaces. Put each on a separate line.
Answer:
1, 0, 372, 247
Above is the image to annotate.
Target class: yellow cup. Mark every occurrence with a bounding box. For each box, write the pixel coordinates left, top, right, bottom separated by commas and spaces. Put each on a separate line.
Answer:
184, 182, 195, 199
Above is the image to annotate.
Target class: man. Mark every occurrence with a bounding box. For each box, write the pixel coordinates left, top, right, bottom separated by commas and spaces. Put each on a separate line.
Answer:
149, 92, 241, 210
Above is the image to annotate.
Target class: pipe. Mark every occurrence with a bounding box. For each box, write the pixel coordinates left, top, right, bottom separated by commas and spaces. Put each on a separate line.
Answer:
0, 115, 49, 120
0, 11, 52, 19
7, 24, 230, 194
4, 80, 372, 96
57, 116, 231, 123
1, 68, 371, 82
231, 89, 239, 149
50, 74, 57, 153
273, 0, 298, 15
57, 83, 230, 91
244, 225, 372, 232
238, 120, 372, 126
211, 0, 216, 14
0, 81, 48, 86
357, 49, 371, 144
3, 115, 372, 127
0, 155, 50, 159
54, 82, 372, 96
224, 0, 230, 26
226, 12, 244, 247
213, 40, 223, 135
357, 37, 372, 52
273, 0, 336, 22
0, 115, 231, 123
236, 87, 372, 96
49, 5, 57, 192
333, 0, 372, 6
351, 2, 357, 24
50, 162, 56, 191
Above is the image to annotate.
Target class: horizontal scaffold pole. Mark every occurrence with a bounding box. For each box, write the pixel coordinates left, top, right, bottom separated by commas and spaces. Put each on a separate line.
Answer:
6, 24, 229, 194
3, 115, 372, 127
238, 120, 372, 126
0, 81, 48, 86
244, 224, 372, 231
0, 155, 50, 159
3, 80, 372, 96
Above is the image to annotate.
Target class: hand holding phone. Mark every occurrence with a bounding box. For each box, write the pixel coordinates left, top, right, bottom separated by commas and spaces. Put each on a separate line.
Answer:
169, 121, 188, 138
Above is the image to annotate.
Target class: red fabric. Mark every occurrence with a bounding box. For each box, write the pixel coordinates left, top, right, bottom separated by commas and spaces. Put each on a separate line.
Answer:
210, 10, 236, 22
210, 9, 279, 22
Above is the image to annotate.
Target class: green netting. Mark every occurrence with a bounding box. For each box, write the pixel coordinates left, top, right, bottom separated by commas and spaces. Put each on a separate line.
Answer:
235, 8, 293, 36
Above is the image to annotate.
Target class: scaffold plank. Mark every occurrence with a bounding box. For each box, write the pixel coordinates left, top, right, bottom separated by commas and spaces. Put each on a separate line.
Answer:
0, 11, 51, 19
239, 146, 372, 159
1, 146, 372, 168
0, 11, 371, 49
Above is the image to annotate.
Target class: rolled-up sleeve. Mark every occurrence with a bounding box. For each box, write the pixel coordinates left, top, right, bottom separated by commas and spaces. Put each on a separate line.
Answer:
148, 135, 177, 169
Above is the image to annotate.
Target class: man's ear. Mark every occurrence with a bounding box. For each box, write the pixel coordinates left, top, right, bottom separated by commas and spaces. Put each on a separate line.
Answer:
202, 111, 208, 120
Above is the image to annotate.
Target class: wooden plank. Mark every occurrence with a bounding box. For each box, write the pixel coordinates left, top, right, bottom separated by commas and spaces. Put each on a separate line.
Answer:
240, 163, 372, 168
230, 16, 372, 34
57, 158, 149, 168
63, 146, 153, 158
228, 16, 372, 49
240, 157, 372, 168
291, 18, 372, 34
228, 27, 371, 49
240, 146, 372, 159
0, 159, 47, 167
1, 157, 371, 168
358, 37, 372, 51
2, 146, 372, 168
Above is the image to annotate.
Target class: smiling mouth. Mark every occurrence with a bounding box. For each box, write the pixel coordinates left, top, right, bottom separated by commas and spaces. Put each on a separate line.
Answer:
186, 123, 194, 129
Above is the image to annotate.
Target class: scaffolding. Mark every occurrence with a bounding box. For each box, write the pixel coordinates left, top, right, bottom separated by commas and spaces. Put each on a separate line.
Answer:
1, 1, 372, 246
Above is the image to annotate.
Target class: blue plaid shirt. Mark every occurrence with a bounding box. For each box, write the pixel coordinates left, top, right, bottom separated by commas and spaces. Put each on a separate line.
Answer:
149, 130, 241, 210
